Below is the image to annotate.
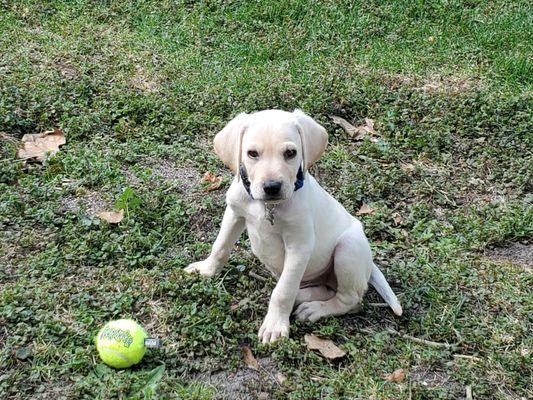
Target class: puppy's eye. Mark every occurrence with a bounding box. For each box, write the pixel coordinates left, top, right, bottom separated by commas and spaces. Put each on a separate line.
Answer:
284, 149, 297, 159
247, 150, 259, 159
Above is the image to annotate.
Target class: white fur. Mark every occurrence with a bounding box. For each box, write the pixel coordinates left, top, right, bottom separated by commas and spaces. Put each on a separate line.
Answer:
186, 110, 402, 344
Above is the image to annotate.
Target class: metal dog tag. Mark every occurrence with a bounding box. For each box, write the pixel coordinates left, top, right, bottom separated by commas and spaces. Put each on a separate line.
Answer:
265, 204, 276, 225
144, 338, 162, 348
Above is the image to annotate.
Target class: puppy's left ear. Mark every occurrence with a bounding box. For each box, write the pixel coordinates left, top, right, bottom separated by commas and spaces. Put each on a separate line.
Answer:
213, 113, 249, 174
293, 109, 328, 170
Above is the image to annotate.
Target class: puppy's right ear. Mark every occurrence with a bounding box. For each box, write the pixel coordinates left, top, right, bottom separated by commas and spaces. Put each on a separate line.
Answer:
213, 113, 248, 173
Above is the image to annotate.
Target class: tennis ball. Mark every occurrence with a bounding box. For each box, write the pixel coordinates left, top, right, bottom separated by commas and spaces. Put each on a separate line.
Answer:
95, 319, 148, 369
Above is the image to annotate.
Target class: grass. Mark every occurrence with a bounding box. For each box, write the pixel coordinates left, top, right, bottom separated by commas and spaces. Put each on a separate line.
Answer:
0, 0, 532, 399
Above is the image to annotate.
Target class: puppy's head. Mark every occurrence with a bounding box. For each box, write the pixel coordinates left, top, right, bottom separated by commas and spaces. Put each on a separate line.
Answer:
214, 109, 328, 202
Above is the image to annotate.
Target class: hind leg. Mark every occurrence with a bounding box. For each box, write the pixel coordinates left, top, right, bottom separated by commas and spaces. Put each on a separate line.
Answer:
294, 223, 372, 322
294, 286, 335, 307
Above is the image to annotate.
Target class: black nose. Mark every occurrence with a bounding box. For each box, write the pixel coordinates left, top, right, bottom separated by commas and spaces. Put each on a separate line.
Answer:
263, 180, 282, 196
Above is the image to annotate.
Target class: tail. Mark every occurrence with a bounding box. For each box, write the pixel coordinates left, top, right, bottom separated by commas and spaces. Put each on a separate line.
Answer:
369, 263, 403, 316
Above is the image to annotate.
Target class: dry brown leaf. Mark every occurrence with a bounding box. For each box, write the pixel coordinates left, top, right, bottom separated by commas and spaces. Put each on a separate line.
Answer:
356, 203, 375, 216
17, 129, 66, 162
329, 115, 358, 137
353, 117, 377, 140
330, 115, 379, 141
98, 209, 124, 224
384, 368, 406, 383
360, 118, 376, 134
304, 334, 346, 359
400, 163, 416, 173
276, 372, 287, 385
242, 345, 260, 370
201, 171, 220, 183
421, 83, 441, 93
392, 213, 403, 226
201, 171, 223, 192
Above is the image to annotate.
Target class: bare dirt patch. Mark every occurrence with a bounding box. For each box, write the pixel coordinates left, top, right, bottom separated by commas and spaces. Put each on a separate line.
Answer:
368, 68, 483, 94
417, 76, 481, 94
59, 190, 111, 216
29, 381, 75, 400
410, 365, 461, 393
0, 235, 22, 267
122, 160, 205, 192
151, 160, 202, 191
122, 168, 142, 188
52, 60, 78, 79
152, 160, 227, 235
485, 243, 532, 269
196, 357, 281, 400
130, 65, 161, 93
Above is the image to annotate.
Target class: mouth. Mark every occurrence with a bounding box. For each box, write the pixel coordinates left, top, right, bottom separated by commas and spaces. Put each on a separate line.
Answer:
264, 197, 282, 203
263, 195, 284, 203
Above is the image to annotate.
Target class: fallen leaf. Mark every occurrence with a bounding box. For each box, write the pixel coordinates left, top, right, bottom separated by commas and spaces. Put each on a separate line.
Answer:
98, 209, 124, 224
356, 204, 375, 216
384, 368, 406, 383
360, 117, 376, 134
329, 115, 358, 137
304, 334, 346, 359
354, 118, 377, 140
392, 213, 403, 226
242, 345, 259, 370
17, 129, 66, 162
400, 163, 416, 173
421, 83, 441, 92
330, 115, 378, 141
201, 172, 223, 192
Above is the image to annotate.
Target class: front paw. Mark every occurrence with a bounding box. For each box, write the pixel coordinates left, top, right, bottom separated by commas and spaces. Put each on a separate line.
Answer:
258, 312, 290, 344
184, 259, 220, 277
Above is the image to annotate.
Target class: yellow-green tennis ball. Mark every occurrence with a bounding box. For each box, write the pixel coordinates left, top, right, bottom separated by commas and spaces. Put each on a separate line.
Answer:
95, 319, 148, 369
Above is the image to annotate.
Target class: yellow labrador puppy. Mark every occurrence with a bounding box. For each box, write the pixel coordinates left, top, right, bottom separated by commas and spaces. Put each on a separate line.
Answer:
186, 109, 402, 343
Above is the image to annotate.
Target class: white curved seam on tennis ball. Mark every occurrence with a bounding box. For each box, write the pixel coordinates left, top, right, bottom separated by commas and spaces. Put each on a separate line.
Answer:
100, 348, 134, 365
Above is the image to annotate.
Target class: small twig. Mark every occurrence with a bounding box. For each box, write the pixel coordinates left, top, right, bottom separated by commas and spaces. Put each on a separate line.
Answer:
387, 328, 456, 349
162, 183, 182, 194
466, 385, 473, 400
454, 354, 481, 362
248, 271, 268, 282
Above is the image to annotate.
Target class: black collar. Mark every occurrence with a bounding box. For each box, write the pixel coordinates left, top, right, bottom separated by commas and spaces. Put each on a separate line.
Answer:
239, 165, 304, 199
